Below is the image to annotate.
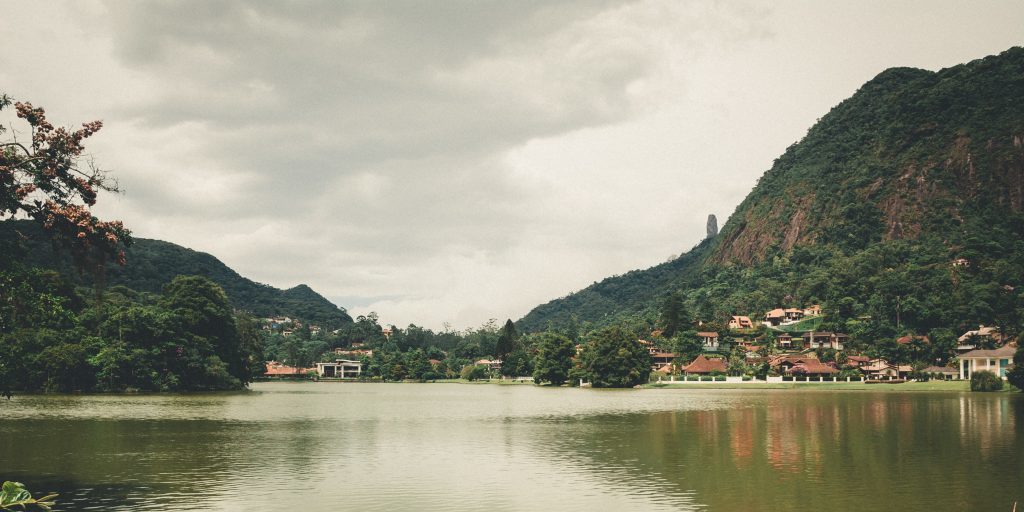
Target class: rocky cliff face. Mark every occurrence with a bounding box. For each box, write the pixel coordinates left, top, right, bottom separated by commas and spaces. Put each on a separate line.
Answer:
709, 48, 1024, 265
518, 47, 1024, 332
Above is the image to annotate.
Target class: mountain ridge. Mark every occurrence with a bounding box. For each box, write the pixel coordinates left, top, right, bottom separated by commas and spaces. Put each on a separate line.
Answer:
518, 46, 1024, 337
1, 220, 353, 327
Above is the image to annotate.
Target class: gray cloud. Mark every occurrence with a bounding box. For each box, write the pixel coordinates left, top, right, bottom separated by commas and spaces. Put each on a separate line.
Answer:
2, 0, 1022, 328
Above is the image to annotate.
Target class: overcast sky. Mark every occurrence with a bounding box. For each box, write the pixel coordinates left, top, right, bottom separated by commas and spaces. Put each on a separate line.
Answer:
2, 1, 1023, 329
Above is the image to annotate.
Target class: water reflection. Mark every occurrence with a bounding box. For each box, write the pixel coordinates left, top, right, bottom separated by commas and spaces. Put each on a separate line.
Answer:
1, 385, 1022, 511
537, 391, 1023, 511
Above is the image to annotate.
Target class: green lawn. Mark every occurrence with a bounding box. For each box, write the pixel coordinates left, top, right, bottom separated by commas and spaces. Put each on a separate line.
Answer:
648, 380, 978, 392
771, 315, 824, 333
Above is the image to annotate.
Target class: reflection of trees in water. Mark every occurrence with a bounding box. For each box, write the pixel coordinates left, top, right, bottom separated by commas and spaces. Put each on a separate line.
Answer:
0, 416, 348, 511
533, 393, 1023, 512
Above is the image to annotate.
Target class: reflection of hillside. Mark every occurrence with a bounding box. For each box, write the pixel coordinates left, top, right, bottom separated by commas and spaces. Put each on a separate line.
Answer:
532, 392, 1023, 512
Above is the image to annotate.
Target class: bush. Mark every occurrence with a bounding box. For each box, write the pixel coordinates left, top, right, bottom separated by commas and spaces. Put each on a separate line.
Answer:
460, 365, 489, 381
714, 376, 726, 382
970, 371, 1003, 392
742, 375, 752, 381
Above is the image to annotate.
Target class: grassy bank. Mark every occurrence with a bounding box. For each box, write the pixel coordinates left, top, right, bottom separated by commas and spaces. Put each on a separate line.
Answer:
646, 380, 979, 392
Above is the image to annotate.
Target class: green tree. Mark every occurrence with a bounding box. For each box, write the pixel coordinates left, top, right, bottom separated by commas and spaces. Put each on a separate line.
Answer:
970, 370, 1003, 392
501, 347, 532, 377
1005, 346, 1024, 392
576, 325, 651, 388
494, 319, 518, 361
658, 292, 689, 338
532, 332, 574, 386
460, 364, 488, 381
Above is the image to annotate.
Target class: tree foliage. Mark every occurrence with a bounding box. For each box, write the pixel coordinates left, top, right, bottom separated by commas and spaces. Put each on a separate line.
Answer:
970, 370, 1004, 392
576, 325, 651, 388
532, 332, 574, 386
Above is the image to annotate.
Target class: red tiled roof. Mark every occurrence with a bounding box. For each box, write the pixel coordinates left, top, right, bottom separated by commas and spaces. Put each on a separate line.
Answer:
789, 360, 838, 375
264, 362, 307, 376
683, 355, 727, 374
766, 308, 785, 318
896, 335, 930, 345
697, 331, 719, 338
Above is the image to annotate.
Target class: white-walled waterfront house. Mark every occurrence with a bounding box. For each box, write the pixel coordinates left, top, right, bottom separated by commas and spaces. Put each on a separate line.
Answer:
316, 359, 362, 378
958, 345, 1015, 380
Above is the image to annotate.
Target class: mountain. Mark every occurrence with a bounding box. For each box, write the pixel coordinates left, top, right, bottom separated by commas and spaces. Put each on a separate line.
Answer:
1, 220, 353, 327
519, 47, 1024, 339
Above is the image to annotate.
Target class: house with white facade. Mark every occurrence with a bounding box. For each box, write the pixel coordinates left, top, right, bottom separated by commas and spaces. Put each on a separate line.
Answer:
958, 345, 1016, 380
315, 359, 362, 378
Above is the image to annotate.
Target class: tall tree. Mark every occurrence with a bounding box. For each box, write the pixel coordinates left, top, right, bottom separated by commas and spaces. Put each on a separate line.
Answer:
532, 332, 574, 386
577, 325, 651, 388
494, 319, 518, 360
658, 292, 689, 338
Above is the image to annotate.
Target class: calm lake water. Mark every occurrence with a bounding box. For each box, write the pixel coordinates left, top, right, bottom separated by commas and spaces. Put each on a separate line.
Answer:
1, 382, 1022, 511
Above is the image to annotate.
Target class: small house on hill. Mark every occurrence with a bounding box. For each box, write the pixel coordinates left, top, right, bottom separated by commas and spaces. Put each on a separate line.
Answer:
728, 316, 754, 330
803, 305, 822, 316
806, 332, 848, 351
683, 355, 727, 375
957, 325, 1001, 352
896, 335, 930, 345
776, 333, 794, 349
764, 309, 786, 327
698, 332, 720, 351
783, 308, 804, 322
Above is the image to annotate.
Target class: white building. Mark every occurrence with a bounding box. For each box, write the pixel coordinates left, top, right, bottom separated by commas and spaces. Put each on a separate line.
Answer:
958, 345, 1015, 380
315, 359, 362, 379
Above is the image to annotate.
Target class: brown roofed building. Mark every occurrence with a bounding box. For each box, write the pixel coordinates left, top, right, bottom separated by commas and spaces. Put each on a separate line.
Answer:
683, 355, 727, 375
729, 316, 754, 330
896, 335, 930, 345
698, 332, 720, 351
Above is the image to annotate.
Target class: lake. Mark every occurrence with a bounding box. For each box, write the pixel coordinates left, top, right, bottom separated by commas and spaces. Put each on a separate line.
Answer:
1, 382, 1022, 511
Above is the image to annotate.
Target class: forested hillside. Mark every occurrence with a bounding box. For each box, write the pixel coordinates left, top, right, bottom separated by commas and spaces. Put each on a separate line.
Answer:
1, 220, 352, 328
519, 47, 1024, 345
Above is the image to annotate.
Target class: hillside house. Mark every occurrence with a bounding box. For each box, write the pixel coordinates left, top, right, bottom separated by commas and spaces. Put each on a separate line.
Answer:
473, 358, 501, 370
729, 316, 754, 330
803, 305, 822, 316
957, 325, 1001, 352
958, 345, 1016, 380
776, 334, 794, 349
807, 332, 848, 351
640, 340, 677, 372
698, 332, 720, 351
896, 335, 930, 346
846, 355, 871, 368
784, 308, 805, 322
764, 309, 786, 327
683, 355, 727, 375
333, 348, 373, 358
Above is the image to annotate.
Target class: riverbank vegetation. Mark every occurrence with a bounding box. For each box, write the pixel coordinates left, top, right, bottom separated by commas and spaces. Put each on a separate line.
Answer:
1, 96, 261, 393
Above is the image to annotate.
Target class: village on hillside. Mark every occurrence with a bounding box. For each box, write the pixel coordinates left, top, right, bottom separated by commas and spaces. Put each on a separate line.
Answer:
641, 305, 1016, 384
257, 305, 1017, 386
